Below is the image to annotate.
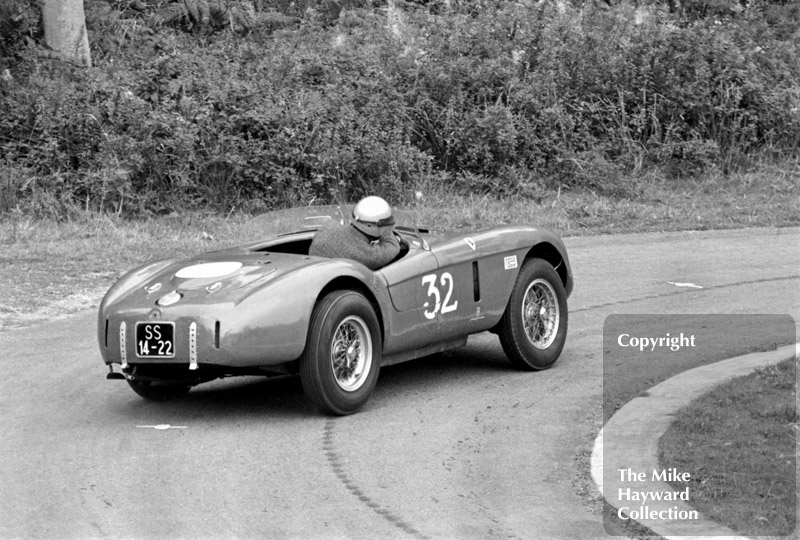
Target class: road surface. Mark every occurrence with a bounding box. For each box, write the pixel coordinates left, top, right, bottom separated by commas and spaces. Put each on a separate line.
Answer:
1, 227, 798, 539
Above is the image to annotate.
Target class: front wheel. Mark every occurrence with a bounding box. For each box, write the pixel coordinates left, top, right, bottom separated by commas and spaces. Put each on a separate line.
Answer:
300, 290, 381, 415
498, 258, 568, 370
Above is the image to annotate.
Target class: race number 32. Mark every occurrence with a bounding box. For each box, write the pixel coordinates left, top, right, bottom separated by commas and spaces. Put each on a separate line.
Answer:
422, 272, 458, 320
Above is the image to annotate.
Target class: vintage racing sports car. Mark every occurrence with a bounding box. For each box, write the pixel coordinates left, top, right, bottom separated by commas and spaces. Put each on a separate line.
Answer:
98, 205, 574, 414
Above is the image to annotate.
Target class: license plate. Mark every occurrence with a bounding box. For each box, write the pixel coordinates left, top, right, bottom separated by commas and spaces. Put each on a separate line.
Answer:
135, 322, 175, 358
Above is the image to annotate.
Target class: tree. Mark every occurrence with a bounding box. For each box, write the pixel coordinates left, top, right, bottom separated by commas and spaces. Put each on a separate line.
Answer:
42, 0, 92, 67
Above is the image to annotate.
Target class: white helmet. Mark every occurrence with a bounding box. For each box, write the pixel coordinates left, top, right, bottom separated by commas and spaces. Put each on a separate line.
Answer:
352, 196, 395, 238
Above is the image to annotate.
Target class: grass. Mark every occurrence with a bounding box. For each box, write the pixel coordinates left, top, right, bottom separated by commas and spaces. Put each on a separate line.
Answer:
414, 163, 800, 235
659, 358, 798, 538
0, 212, 251, 329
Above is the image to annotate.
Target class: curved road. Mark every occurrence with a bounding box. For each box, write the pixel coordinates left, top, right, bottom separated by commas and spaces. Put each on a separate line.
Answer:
1, 228, 798, 539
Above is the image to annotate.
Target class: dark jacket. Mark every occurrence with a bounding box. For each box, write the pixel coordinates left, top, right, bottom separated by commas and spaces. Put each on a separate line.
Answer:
309, 221, 400, 271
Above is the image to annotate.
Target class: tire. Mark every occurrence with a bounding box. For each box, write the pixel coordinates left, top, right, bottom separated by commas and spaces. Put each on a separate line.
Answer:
300, 290, 381, 415
498, 258, 568, 370
127, 380, 191, 401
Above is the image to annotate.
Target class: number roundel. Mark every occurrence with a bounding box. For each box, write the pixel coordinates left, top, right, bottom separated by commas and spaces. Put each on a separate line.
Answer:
422, 272, 458, 320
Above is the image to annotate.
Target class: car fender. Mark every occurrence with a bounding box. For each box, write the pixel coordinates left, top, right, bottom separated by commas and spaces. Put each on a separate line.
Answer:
427, 225, 573, 318
222, 258, 382, 366
97, 259, 181, 351
100, 259, 181, 309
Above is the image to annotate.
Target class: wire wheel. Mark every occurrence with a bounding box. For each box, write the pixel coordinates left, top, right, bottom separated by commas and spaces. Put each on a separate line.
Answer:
301, 290, 381, 415
330, 315, 373, 392
498, 258, 568, 370
521, 278, 560, 350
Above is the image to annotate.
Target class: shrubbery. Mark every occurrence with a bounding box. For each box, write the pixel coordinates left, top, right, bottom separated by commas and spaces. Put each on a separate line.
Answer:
1, 0, 798, 216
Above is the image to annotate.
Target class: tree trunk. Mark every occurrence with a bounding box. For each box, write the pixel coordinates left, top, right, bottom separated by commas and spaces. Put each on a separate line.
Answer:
42, 0, 92, 68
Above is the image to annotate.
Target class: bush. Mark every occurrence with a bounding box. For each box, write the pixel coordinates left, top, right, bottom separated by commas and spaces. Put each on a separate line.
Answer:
0, 0, 39, 63
1, 0, 798, 216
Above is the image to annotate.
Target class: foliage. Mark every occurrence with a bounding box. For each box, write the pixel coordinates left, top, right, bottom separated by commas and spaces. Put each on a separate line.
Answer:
1, 0, 798, 217
0, 0, 40, 62
150, 0, 268, 34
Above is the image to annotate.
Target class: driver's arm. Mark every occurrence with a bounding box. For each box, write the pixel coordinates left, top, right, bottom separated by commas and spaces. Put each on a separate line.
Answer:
363, 229, 401, 269
392, 230, 409, 249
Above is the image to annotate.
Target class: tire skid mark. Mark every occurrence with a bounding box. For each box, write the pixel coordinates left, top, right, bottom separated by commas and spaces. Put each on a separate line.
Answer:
316, 274, 800, 539
323, 420, 431, 540
573, 274, 800, 313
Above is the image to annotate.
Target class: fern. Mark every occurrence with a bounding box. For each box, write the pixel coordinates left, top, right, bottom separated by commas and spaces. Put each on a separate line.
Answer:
153, 0, 263, 33
152, 2, 188, 26
189, 0, 211, 26
259, 12, 302, 30
152, 0, 212, 28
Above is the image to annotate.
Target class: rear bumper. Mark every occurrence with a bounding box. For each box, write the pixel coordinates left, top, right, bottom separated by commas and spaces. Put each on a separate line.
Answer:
106, 361, 295, 385
98, 314, 305, 370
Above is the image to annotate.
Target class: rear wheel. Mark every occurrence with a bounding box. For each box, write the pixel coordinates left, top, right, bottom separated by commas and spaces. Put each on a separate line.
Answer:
127, 379, 191, 401
300, 290, 381, 415
498, 258, 568, 370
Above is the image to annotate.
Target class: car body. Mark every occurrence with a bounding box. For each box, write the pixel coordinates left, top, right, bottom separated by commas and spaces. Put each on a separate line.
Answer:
99, 205, 573, 414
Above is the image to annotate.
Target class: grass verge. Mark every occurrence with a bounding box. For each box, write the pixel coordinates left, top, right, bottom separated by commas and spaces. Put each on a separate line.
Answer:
1, 163, 798, 329
659, 358, 798, 537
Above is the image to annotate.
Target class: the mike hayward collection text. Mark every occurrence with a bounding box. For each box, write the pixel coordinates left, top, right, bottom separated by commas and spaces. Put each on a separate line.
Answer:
615, 468, 699, 522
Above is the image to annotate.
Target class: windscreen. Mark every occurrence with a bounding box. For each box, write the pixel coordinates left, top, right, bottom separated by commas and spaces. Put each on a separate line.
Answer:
241, 205, 420, 240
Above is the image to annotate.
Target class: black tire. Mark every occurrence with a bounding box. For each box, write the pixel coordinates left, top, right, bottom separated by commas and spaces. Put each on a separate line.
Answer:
300, 290, 381, 415
498, 258, 568, 370
127, 379, 191, 401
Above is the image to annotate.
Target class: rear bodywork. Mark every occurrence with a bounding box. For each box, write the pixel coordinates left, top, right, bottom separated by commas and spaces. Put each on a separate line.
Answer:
98, 206, 573, 385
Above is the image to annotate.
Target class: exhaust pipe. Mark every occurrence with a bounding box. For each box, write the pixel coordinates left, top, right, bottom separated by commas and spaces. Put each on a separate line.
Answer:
106, 365, 125, 380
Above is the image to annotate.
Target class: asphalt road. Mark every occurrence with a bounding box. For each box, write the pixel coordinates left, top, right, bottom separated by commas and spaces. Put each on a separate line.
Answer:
1, 227, 798, 540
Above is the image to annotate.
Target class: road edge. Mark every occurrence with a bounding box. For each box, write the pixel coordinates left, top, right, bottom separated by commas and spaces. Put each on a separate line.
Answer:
591, 342, 800, 540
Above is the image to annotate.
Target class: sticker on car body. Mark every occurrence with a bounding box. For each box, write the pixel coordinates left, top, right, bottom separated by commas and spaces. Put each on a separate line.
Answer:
504, 255, 518, 270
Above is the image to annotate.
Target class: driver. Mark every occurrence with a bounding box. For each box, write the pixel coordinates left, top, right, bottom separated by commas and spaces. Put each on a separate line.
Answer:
309, 196, 401, 271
